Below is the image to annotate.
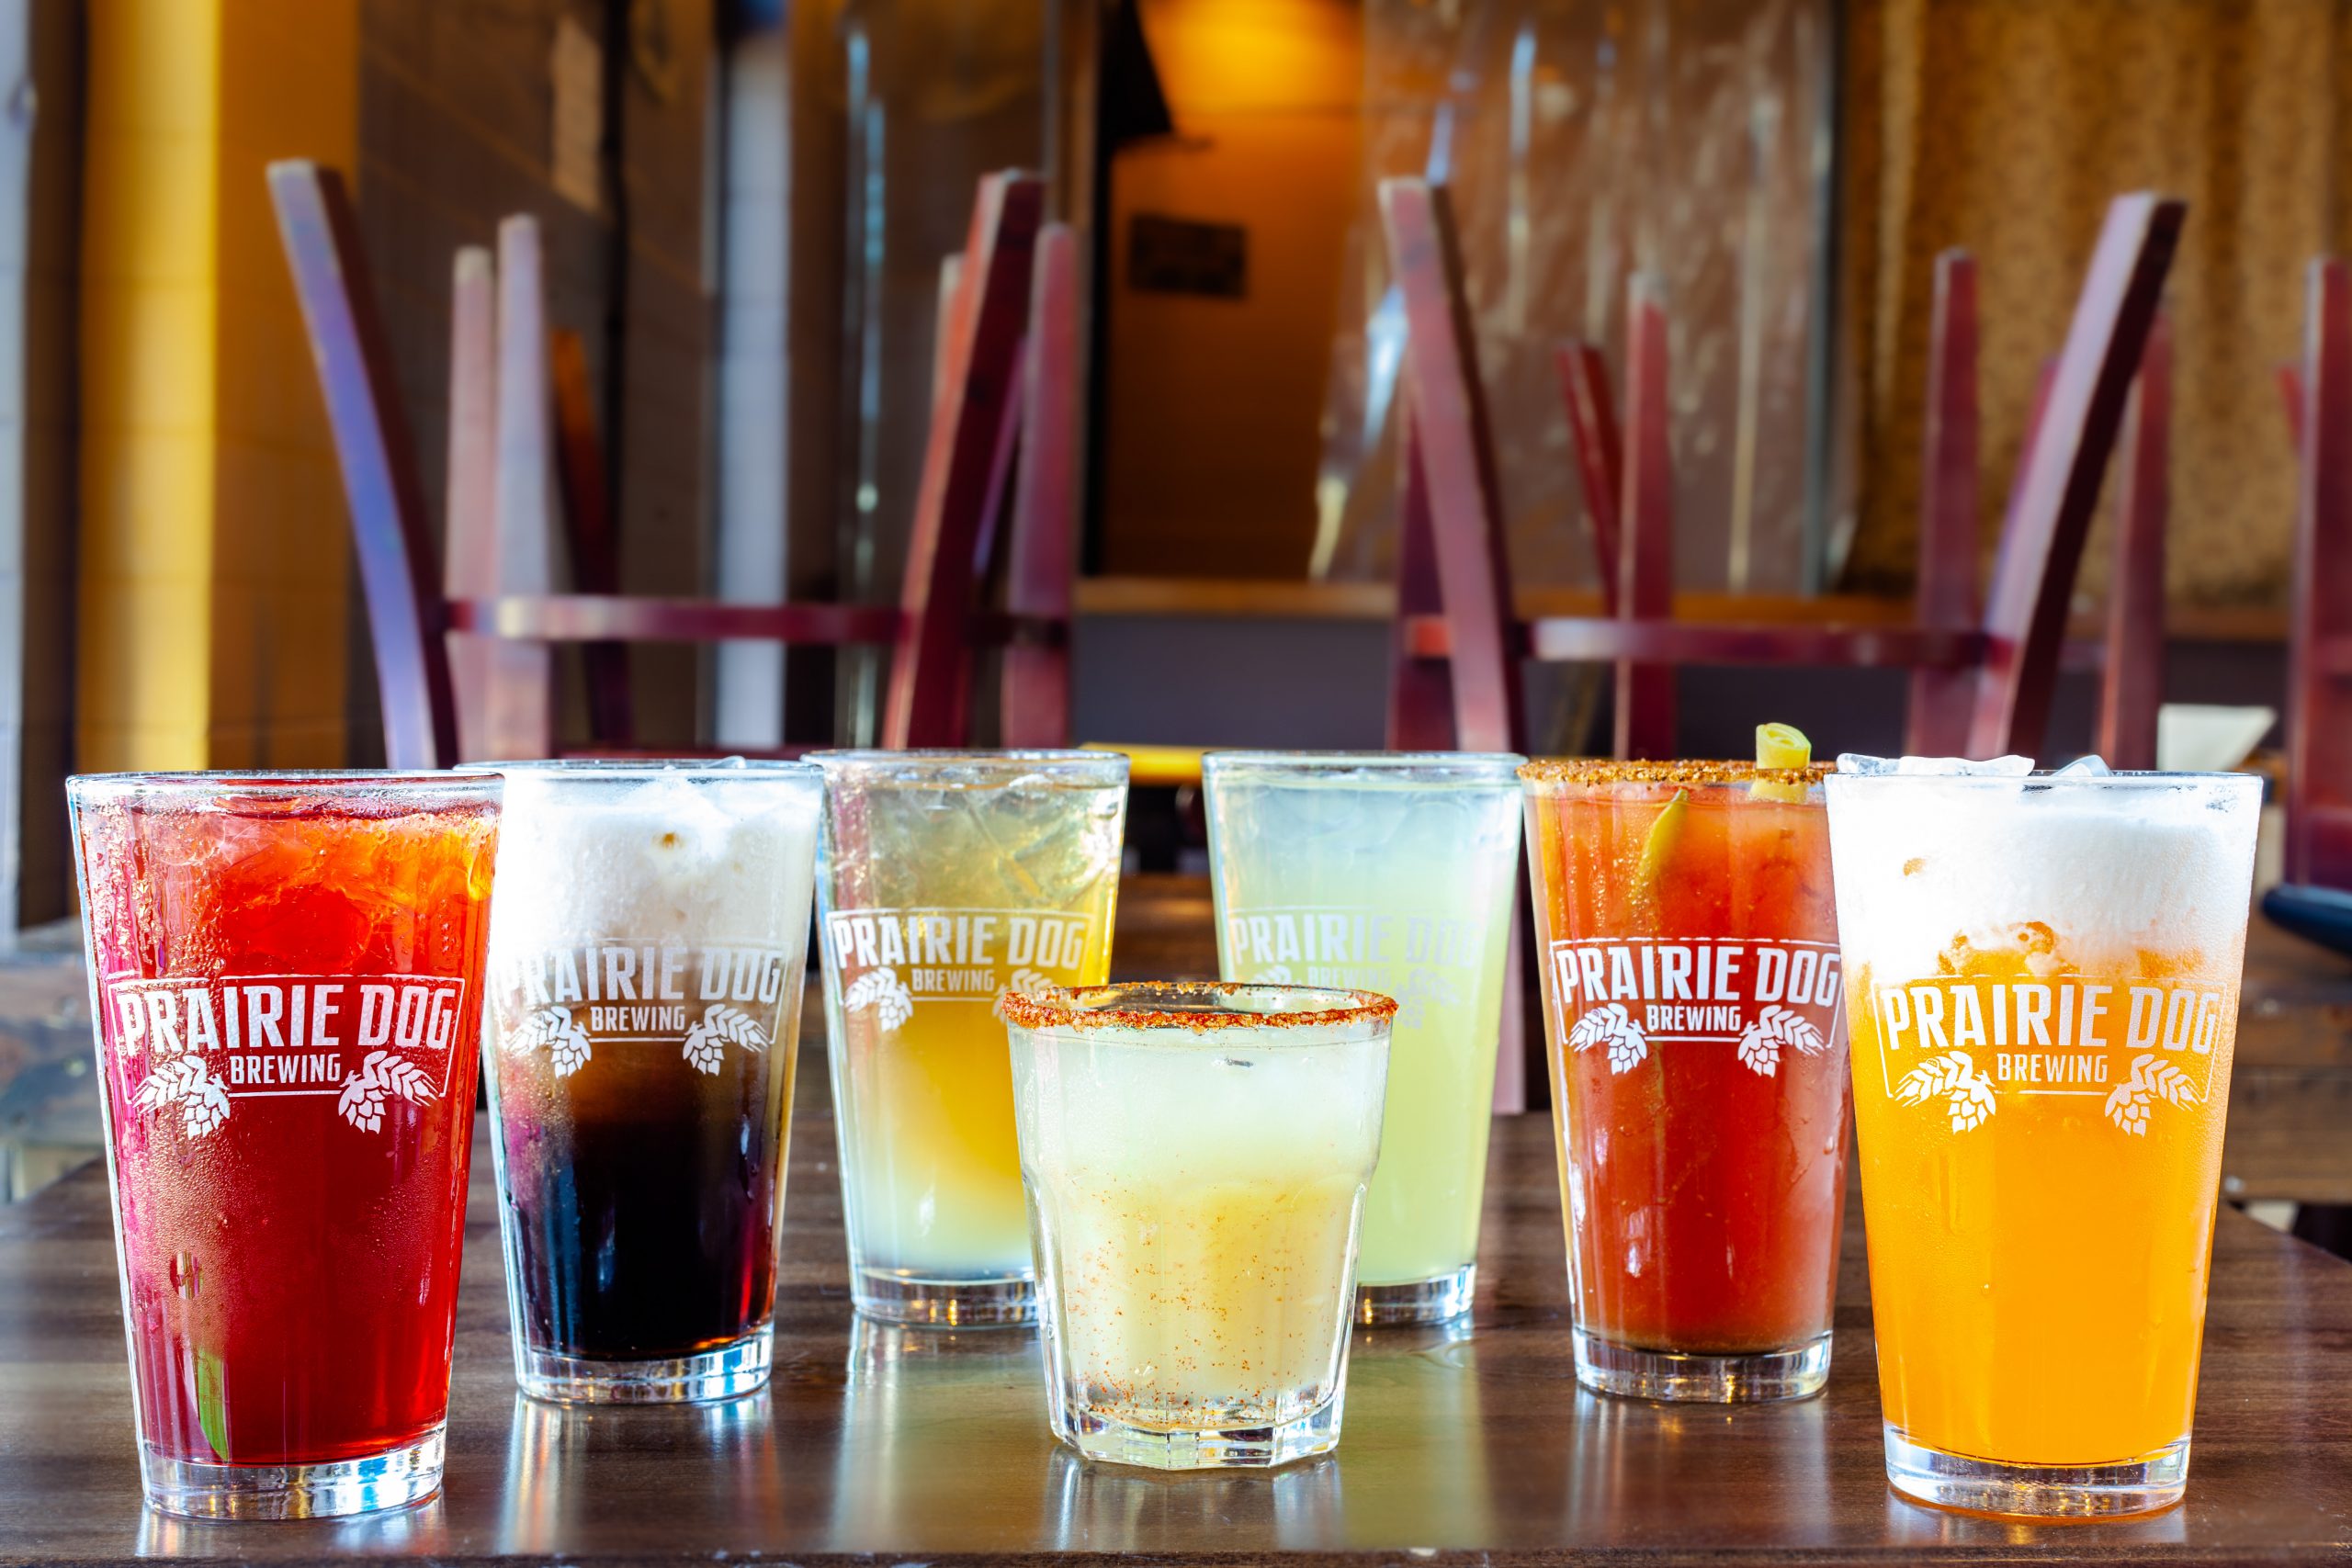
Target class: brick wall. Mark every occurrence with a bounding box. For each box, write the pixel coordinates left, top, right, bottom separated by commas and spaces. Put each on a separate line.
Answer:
353, 0, 713, 757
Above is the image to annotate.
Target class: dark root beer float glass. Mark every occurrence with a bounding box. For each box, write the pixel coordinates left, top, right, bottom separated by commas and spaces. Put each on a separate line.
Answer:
1521, 744, 1850, 1402
475, 761, 820, 1403
70, 771, 502, 1517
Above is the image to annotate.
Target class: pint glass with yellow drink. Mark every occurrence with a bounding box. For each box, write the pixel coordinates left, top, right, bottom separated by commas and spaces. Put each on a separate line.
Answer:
1825, 761, 2261, 1517
814, 752, 1128, 1325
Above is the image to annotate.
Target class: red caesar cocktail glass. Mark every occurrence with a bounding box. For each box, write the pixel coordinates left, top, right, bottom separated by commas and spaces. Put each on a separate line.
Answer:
69, 772, 501, 1518
1521, 760, 1849, 1402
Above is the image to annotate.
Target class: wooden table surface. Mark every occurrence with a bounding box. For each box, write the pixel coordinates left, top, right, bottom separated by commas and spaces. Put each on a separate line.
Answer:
6, 1085, 2352, 1559
3, 875, 2350, 1564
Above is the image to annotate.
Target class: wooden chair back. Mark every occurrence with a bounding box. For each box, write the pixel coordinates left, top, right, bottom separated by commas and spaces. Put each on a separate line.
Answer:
270, 161, 1073, 767
2287, 257, 2352, 888
266, 162, 457, 769
1383, 181, 2180, 765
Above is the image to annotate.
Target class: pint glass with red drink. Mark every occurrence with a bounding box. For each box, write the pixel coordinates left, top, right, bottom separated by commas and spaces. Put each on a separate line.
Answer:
1521, 758, 1849, 1402
69, 773, 501, 1517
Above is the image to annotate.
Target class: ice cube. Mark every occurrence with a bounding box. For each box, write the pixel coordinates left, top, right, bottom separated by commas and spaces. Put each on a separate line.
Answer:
1836, 753, 1901, 775
1838, 753, 2035, 777
2049, 754, 2114, 778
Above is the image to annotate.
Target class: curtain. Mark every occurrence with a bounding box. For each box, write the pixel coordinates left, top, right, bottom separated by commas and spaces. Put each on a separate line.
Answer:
1841, 0, 2352, 607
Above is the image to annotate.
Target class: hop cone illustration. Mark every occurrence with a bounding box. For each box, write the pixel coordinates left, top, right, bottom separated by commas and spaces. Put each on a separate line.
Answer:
514, 1004, 592, 1077
2104, 1053, 2199, 1136
682, 1003, 770, 1075
843, 968, 914, 1030
1736, 1004, 1826, 1078
1894, 1050, 1997, 1134
338, 1050, 436, 1134
1566, 1003, 1649, 1075
133, 1056, 231, 1138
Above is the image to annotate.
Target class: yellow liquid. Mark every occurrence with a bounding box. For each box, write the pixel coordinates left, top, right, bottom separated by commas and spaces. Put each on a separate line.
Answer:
1013, 1027, 1387, 1430
1039, 1166, 1365, 1426
820, 772, 1124, 1282
1850, 938, 2237, 1465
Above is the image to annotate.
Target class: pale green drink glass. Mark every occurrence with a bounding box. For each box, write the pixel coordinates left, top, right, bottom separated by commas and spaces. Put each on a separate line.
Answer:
1203, 751, 1524, 1323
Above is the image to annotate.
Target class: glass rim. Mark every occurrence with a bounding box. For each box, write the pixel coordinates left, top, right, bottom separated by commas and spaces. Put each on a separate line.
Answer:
67, 769, 503, 801
1821, 768, 2263, 792
999, 980, 1397, 1035
1204, 750, 1526, 781
1520, 759, 1831, 792
805, 748, 1128, 780
454, 757, 820, 781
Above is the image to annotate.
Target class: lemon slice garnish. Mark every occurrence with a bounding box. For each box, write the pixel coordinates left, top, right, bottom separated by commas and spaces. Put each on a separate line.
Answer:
1751, 722, 1813, 801
1636, 788, 1689, 892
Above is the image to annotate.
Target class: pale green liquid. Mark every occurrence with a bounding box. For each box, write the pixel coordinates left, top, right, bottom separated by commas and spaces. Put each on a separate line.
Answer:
1205, 773, 1520, 1286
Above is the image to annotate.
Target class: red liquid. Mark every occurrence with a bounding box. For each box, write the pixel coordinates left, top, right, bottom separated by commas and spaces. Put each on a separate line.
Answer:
74, 782, 497, 1466
1526, 779, 1849, 1354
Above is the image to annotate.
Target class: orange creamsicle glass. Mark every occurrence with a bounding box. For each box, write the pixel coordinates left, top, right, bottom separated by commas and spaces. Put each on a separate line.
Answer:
1825, 764, 2261, 1518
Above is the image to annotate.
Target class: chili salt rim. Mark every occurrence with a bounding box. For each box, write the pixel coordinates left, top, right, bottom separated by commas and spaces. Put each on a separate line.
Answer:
1518, 758, 1836, 789
997, 980, 1398, 1034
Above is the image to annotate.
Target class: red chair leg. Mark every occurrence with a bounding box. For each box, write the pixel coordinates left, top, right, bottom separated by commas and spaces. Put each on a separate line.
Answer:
1386, 420, 1457, 750
2289, 258, 2352, 888
1375, 177, 1525, 756
444, 245, 499, 762
1616, 276, 1676, 761
886, 171, 1044, 750
1556, 341, 1623, 616
1000, 226, 1079, 750
485, 215, 559, 761
549, 328, 636, 748
1967, 193, 2185, 760
2097, 312, 2169, 771
1906, 251, 1981, 756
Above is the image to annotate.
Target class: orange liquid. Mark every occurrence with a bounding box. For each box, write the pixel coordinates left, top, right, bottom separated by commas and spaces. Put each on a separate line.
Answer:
1849, 936, 2238, 1465
1527, 783, 1849, 1355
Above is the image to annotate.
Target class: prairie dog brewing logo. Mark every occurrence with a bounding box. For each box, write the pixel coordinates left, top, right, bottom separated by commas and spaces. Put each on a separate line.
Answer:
492, 941, 786, 1079
824, 908, 1095, 1019
1222, 906, 1486, 1031
1547, 938, 1839, 1078
102, 973, 468, 1138
1866, 975, 2230, 1137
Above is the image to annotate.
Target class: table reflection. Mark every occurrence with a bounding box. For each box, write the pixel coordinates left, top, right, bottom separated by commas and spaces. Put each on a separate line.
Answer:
1563, 1384, 1832, 1549
827, 1318, 1059, 1551
1046, 1447, 1345, 1544
1321, 1316, 1498, 1549
1881, 1479, 2189, 1549
136, 1496, 447, 1557
499, 1389, 782, 1553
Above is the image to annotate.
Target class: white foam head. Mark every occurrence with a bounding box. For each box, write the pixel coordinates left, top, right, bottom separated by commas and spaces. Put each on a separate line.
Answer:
1823, 766, 2261, 981
487, 765, 820, 952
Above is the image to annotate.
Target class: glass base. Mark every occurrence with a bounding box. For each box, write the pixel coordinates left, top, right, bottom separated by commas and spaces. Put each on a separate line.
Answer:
1056, 1390, 1345, 1471
140, 1425, 443, 1519
1572, 1325, 1832, 1403
854, 1267, 1035, 1328
1356, 1264, 1475, 1325
1884, 1426, 2189, 1518
517, 1329, 772, 1404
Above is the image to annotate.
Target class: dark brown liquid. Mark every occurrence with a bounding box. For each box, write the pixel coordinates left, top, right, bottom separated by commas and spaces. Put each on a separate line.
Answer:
496, 1026, 794, 1360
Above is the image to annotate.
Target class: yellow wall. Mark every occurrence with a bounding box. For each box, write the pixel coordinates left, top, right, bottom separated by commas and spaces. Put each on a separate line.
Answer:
78, 0, 357, 773
1101, 0, 1363, 578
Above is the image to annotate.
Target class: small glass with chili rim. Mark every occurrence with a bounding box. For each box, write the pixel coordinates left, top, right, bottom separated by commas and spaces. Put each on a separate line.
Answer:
1521, 758, 1849, 1403
1000, 982, 1394, 1469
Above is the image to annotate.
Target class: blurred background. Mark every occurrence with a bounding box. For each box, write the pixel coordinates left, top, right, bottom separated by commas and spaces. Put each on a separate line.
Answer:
0, 0, 2343, 1200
